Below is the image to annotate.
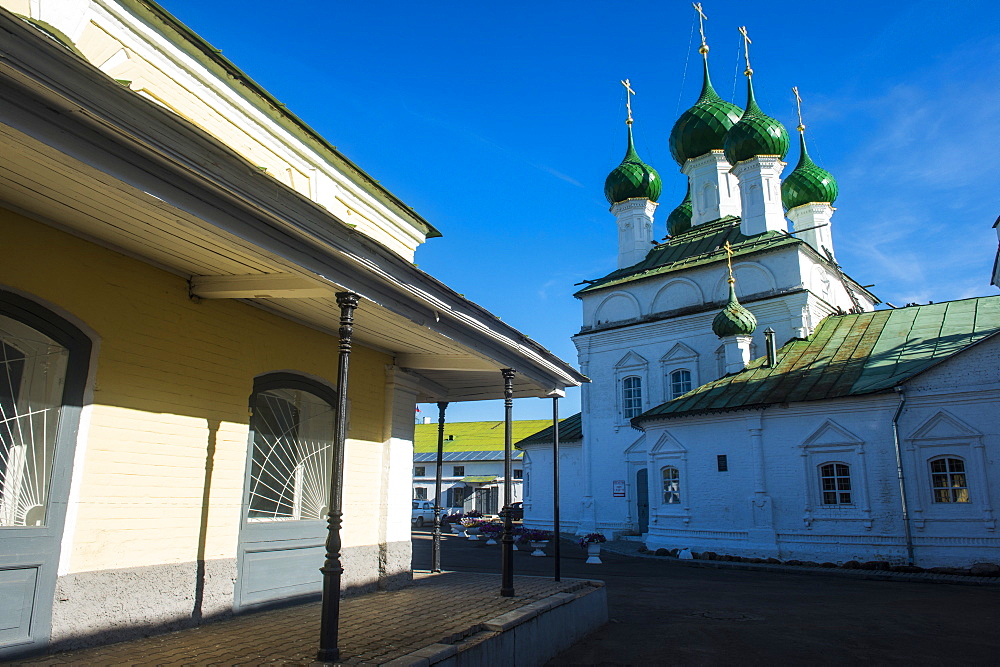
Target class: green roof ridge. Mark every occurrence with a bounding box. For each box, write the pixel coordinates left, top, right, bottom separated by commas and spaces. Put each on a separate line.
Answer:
781, 132, 838, 210
723, 75, 790, 164
604, 123, 662, 204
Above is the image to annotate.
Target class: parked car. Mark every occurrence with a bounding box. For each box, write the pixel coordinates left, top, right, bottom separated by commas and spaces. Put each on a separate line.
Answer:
411, 500, 435, 527
499, 502, 523, 521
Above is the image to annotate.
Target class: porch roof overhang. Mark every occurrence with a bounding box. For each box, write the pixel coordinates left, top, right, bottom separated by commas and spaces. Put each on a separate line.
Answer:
0, 10, 587, 402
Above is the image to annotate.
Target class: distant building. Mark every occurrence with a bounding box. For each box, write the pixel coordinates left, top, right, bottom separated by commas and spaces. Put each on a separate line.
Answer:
412, 420, 550, 514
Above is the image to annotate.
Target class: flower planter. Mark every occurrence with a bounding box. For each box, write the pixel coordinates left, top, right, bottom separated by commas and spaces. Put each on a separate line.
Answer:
529, 540, 548, 557
485, 537, 498, 545
585, 543, 602, 564
466, 527, 480, 540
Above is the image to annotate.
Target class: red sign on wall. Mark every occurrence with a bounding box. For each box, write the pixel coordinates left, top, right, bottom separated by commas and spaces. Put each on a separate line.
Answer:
612, 480, 626, 497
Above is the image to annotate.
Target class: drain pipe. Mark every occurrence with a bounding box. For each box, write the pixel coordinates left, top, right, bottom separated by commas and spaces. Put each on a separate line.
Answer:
891, 386, 915, 566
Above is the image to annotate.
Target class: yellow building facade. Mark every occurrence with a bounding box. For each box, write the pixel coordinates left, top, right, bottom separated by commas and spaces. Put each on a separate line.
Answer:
0, 0, 584, 656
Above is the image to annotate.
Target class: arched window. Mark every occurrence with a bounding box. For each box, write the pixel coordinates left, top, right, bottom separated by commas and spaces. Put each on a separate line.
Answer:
930, 457, 969, 503
669, 369, 692, 400
622, 376, 642, 418
661, 466, 680, 504
0, 293, 90, 529
819, 462, 852, 505
247, 374, 337, 521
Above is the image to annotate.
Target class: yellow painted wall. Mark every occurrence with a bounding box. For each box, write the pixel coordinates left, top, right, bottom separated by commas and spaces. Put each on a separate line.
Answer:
0, 208, 391, 573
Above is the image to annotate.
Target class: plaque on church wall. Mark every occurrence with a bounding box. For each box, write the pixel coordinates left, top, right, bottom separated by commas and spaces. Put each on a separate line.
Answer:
612, 480, 626, 497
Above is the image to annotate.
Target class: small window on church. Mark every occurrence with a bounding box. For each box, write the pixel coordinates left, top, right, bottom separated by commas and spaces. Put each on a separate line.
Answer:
717, 455, 728, 472
414, 487, 427, 500
669, 369, 692, 399
414, 466, 425, 477
819, 463, 852, 505
623, 376, 642, 418
930, 457, 969, 503
661, 466, 680, 504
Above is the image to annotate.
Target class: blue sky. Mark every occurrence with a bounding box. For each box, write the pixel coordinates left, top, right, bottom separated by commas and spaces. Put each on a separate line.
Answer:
163, 0, 1000, 422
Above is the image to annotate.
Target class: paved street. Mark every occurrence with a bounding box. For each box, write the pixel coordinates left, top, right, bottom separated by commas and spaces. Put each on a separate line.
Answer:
413, 529, 1000, 665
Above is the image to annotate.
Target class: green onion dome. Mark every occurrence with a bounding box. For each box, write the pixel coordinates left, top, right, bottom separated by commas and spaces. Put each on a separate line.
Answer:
666, 185, 692, 236
781, 132, 838, 210
712, 282, 757, 337
604, 124, 662, 204
723, 76, 789, 165
668, 57, 742, 165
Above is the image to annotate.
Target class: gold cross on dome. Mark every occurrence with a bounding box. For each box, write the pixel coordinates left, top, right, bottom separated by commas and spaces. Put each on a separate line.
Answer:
738, 25, 753, 76
792, 86, 805, 132
621, 78, 636, 124
724, 240, 735, 283
693, 3, 708, 51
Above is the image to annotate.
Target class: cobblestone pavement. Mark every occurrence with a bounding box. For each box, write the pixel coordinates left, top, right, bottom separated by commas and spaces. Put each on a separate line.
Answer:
16, 569, 589, 666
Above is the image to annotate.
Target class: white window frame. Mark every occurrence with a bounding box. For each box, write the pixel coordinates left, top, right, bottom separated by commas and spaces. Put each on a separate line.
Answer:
668, 369, 693, 400
661, 465, 681, 504
928, 456, 970, 504
622, 375, 643, 419
660, 343, 699, 403
818, 461, 853, 506
799, 420, 871, 528
647, 430, 690, 524
905, 410, 991, 529
614, 351, 648, 426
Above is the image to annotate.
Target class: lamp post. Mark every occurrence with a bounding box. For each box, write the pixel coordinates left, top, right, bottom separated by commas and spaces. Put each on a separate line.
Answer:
500, 368, 516, 597
316, 291, 360, 664
432, 401, 448, 573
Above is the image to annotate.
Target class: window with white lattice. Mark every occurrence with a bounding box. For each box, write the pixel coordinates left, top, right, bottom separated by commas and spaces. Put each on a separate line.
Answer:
661, 466, 680, 504
819, 462, 852, 505
247, 377, 336, 522
622, 376, 643, 418
929, 457, 969, 503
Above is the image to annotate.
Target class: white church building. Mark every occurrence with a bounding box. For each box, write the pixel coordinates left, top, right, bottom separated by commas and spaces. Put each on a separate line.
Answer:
519, 28, 1000, 568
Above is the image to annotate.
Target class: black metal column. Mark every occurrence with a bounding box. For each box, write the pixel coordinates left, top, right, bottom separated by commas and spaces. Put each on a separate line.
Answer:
317, 291, 360, 664
500, 368, 516, 597
552, 396, 561, 582
431, 401, 448, 573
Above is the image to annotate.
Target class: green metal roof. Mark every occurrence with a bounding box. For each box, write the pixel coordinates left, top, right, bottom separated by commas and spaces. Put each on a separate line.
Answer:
413, 420, 553, 453
575, 216, 800, 295
633, 296, 1000, 424
460, 476, 498, 484
515, 412, 583, 448
782, 132, 838, 210
604, 124, 662, 204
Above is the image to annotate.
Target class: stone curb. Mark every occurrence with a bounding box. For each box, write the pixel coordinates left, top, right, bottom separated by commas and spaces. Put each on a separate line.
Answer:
595, 540, 1000, 587
385, 581, 604, 666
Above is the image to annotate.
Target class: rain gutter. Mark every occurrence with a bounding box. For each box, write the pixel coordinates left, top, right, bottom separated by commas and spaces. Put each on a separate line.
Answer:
891, 386, 915, 566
